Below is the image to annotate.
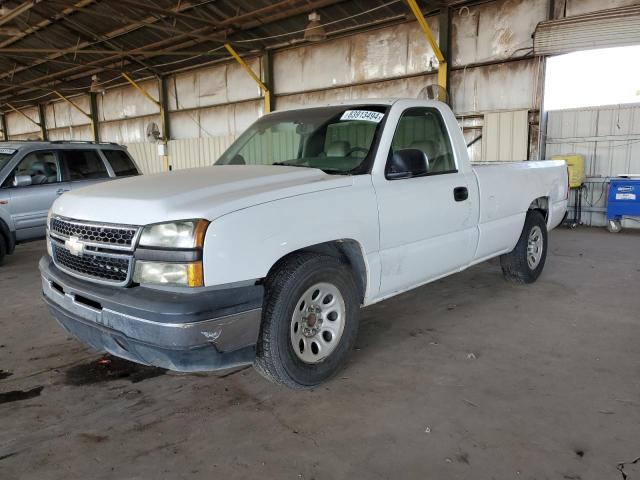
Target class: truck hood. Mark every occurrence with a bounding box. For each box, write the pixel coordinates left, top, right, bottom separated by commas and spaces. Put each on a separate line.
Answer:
52, 165, 353, 225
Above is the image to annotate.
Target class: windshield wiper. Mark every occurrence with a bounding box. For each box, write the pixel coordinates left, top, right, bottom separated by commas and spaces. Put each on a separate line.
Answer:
272, 161, 306, 167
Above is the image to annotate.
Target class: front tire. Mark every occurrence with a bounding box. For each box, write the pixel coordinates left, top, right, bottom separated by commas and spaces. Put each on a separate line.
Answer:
500, 210, 548, 284
254, 253, 360, 389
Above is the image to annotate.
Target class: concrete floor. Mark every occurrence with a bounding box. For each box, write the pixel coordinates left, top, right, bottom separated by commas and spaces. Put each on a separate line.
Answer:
1, 228, 639, 480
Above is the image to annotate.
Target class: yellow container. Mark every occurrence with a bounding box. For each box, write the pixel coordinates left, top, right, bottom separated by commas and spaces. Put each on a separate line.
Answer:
552, 154, 585, 188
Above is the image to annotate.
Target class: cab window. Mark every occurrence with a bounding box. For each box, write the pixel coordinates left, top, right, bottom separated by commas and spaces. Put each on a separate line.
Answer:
389, 108, 456, 175
1, 151, 61, 187
102, 150, 139, 177
61, 150, 109, 181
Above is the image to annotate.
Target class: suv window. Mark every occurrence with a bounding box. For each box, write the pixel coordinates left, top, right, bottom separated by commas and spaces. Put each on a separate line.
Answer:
61, 150, 109, 181
2, 150, 60, 187
390, 108, 456, 174
102, 150, 139, 177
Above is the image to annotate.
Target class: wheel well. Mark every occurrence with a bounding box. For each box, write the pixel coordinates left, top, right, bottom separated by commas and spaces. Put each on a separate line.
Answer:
0, 218, 14, 254
528, 197, 549, 222
266, 240, 368, 303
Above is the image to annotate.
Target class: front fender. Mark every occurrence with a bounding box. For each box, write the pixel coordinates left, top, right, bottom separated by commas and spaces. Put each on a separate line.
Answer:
202, 177, 380, 292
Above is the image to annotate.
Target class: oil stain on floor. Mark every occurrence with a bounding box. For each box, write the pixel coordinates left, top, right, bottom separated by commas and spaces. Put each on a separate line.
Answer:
64, 355, 166, 386
0, 386, 44, 405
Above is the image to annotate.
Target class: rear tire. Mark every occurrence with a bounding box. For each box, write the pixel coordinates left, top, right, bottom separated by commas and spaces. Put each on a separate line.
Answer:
254, 253, 360, 389
0, 234, 6, 266
500, 210, 548, 284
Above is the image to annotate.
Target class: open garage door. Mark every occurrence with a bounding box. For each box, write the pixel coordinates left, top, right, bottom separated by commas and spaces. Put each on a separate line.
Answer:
534, 5, 640, 56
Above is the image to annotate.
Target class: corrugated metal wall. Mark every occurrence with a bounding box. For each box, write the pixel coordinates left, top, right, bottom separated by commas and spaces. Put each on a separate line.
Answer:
545, 103, 640, 228
482, 110, 529, 161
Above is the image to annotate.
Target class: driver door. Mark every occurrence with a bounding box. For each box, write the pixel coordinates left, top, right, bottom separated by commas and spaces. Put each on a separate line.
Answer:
374, 107, 477, 296
4, 150, 69, 241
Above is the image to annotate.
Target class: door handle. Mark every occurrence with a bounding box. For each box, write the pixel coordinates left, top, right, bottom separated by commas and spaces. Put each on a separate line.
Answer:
56, 188, 69, 195
453, 186, 468, 202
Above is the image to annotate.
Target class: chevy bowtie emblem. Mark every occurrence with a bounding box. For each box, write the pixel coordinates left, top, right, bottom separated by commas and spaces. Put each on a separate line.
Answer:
65, 236, 84, 257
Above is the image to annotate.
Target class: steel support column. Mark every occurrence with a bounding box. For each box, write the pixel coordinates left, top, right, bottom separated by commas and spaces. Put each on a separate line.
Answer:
225, 43, 271, 114
262, 49, 275, 113
37, 104, 48, 140
158, 76, 171, 142
406, 0, 448, 102
89, 92, 100, 142
438, 3, 451, 101
0, 113, 8, 140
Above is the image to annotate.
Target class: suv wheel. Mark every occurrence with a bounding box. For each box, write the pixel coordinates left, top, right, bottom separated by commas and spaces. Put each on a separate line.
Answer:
254, 253, 360, 389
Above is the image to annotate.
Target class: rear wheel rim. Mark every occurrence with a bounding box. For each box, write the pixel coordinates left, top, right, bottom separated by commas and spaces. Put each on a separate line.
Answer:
527, 225, 543, 269
290, 282, 346, 364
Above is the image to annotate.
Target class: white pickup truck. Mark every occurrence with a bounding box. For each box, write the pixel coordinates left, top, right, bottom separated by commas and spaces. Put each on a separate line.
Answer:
40, 99, 568, 388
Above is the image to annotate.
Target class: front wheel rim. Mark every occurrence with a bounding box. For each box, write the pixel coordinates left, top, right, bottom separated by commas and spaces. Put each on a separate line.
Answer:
290, 282, 346, 364
527, 225, 544, 269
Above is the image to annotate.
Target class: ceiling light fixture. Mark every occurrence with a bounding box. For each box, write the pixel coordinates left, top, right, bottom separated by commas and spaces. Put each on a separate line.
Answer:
304, 12, 327, 42
89, 74, 103, 94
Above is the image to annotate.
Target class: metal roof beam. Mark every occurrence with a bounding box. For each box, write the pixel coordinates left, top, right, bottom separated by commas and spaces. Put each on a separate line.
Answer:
0, 1, 40, 27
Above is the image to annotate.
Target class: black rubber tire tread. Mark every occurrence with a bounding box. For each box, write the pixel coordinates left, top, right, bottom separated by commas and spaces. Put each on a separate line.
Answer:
500, 210, 548, 284
254, 252, 360, 389
0, 233, 6, 266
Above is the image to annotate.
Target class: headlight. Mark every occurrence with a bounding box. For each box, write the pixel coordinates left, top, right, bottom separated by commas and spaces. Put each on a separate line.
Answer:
139, 219, 209, 249
133, 261, 204, 287
47, 209, 53, 229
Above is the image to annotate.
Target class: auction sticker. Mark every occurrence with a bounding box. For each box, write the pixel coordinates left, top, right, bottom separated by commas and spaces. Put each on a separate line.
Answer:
340, 110, 384, 123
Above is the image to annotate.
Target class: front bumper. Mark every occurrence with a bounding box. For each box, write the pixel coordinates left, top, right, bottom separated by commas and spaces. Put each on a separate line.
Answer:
39, 256, 263, 372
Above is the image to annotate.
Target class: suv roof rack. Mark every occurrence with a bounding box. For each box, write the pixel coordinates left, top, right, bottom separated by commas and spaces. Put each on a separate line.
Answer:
48, 140, 122, 145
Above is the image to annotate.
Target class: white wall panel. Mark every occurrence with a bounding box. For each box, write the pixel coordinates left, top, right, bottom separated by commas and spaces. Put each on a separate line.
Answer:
99, 115, 161, 144
274, 20, 439, 95
452, 0, 546, 66
48, 125, 93, 141
98, 80, 160, 121
170, 100, 262, 140
450, 60, 537, 115
45, 95, 91, 129
276, 74, 438, 111
170, 110, 202, 139
6, 107, 40, 136
167, 58, 263, 111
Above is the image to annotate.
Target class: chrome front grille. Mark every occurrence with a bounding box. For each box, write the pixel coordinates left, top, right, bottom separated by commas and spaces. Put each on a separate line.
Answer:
50, 217, 139, 250
51, 240, 133, 285
48, 217, 140, 286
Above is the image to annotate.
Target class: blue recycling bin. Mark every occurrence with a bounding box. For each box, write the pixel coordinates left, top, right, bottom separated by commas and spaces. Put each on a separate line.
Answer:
607, 178, 640, 230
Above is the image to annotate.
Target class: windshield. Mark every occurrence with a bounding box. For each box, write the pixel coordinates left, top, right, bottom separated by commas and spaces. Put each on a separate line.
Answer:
215, 105, 388, 174
0, 148, 16, 171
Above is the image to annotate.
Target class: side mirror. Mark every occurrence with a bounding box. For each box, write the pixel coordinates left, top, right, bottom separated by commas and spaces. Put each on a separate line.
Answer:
386, 149, 430, 179
13, 175, 32, 187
